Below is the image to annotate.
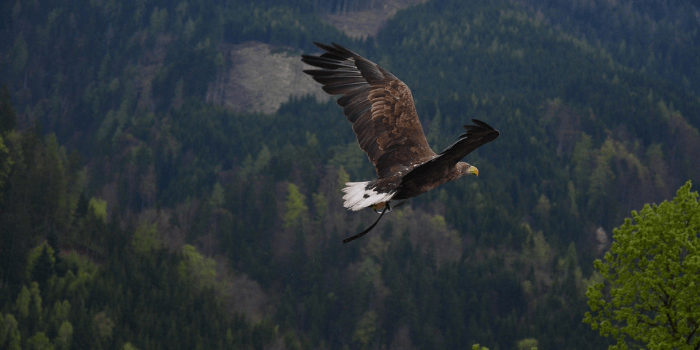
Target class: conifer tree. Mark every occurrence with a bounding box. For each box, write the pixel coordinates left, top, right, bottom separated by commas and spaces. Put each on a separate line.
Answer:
0, 85, 16, 134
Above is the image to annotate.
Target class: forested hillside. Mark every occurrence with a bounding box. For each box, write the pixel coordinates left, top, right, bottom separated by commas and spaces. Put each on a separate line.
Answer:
515, 0, 700, 95
1, 0, 699, 349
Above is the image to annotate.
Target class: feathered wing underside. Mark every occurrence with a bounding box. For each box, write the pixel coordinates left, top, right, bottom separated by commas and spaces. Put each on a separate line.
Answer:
301, 42, 436, 180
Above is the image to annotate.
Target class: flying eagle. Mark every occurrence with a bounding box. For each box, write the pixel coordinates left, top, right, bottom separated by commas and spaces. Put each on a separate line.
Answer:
301, 42, 499, 243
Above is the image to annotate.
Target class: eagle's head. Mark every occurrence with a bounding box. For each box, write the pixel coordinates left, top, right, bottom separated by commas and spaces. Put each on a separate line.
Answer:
456, 162, 479, 177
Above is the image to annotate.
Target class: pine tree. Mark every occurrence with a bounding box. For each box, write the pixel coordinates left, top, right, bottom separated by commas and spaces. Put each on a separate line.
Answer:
33, 246, 54, 291
0, 85, 16, 134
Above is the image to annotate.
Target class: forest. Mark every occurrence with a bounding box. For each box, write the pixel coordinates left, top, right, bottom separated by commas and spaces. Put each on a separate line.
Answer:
1, 0, 699, 348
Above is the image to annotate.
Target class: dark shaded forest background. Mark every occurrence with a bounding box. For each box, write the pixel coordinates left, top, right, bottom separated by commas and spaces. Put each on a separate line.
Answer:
1, 0, 699, 349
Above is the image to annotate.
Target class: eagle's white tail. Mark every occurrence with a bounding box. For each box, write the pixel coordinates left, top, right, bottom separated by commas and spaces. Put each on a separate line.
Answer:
342, 182, 394, 211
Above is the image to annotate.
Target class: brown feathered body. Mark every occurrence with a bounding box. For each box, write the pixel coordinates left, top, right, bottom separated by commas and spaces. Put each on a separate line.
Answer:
301, 42, 499, 212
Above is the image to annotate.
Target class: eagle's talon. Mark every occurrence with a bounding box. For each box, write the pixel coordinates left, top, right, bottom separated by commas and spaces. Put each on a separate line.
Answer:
371, 201, 387, 212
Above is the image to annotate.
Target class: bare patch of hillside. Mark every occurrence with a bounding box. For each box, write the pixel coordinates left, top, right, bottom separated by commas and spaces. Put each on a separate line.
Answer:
322, 0, 426, 38
206, 42, 330, 114
204, 0, 427, 114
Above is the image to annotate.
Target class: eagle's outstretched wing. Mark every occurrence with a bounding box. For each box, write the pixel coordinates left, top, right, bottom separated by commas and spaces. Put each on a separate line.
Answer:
301, 42, 436, 179
436, 119, 500, 166
397, 119, 499, 186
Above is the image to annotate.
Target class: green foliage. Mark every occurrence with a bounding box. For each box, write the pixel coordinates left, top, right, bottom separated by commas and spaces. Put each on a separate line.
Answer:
31, 245, 55, 288
2, 223, 274, 350
87, 197, 107, 223
26, 332, 53, 350
0, 313, 21, 350
26, 243, 55, 282
179, 244, 217, 289
92, 312, 115, 341
0, 85, 17, 133
250, 145, 272, 177
54, 321, 73, 350
584, 181, 700, 349
11, 37, 27, 74
337, 166, 350, 190
283, 183, 308, 229
0, 115, 274, 350
516, 338, 539, 350
15, 282, 42, 320
149, 7, 169, 34
209, 182, 225, 208
1, 0, 699, 349
312, 192, 327, 220
329, 142, 368, 179
123, 343, 139, 350
132, 221, 161, 255
352, 311, 379, 350
0, 134, 14, 203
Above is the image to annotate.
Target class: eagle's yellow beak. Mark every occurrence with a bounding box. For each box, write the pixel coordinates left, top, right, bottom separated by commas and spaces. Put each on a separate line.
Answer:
468, 165, 479, 176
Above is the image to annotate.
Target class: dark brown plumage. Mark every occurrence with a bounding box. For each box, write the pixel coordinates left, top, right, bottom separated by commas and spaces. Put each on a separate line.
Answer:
301, 42, 499, 242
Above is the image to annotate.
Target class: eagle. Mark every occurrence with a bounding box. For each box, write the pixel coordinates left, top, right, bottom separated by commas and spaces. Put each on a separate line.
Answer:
301, 42, 499, 243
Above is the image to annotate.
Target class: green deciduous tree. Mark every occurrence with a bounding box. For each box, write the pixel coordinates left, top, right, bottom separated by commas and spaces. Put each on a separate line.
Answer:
16, 282, 42, 323
517, 338, 539, 350
54, 321, 73, 350
26, 332, 53, 350
132, 221, 161, 255
179, 244, 216, 289
584, 181, 700, 349
93, 311, 114, 341
0, 313, 21, 350
353, 310, 379, 350
88, 197, 107, 223
123, 343, 139, 350
283, 183, 308, 230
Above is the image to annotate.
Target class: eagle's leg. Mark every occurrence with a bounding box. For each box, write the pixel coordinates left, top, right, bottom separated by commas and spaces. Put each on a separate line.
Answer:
372, 199, 407, 213
388, 200, 407, 211
342, 206, 388, 243
371, 201, 387, 212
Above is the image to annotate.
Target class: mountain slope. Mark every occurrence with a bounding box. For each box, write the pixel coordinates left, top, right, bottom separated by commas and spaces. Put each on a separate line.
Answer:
1, 0, 699, 349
